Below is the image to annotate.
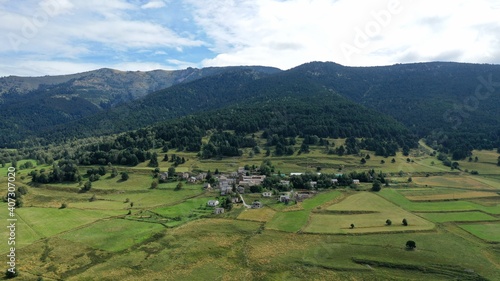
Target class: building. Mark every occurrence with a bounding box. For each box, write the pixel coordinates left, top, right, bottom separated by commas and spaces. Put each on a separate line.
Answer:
353, 179, 360, 184
251, 201, 263, 208
262, 191, 273, 197
239, 175, 266, 186
214, 208, 225, 214
207, 200, 219, 207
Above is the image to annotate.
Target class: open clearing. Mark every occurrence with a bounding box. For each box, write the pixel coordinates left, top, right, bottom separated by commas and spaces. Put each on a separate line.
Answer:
60, 219, 165, 252
237, 207, 276, 222
459, 223, 500, 242
417, 211, 498, 223
304, 192, 434, 234
405, 190, 500, 201
412, 175, 497, 190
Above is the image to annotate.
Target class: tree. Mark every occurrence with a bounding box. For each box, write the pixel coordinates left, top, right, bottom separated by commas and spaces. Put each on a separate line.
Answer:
174, 182, 183, 191
168, 167, 176, 177
163, 154, 169, 162
98, 166, 106, 176
380, 160, 385, 164
150, 181, 158, 189
82, 181, 92, 192
371, 180, 381, 192
350, 223, 355, 229
402, 218, 408, 226
5, 269, 18, 278
386, 219, 392, 226
121, 172, 129, 181
407, 177, 412, 183
148, 153, 158, 167
406, 240, 416, 250
360, 158, 366, 164
111, 167, 118, 178
60, 203, 68, 209
391, 158, 396, 163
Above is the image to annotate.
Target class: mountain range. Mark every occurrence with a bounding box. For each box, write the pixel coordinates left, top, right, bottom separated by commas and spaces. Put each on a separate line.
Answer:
1, 61, 499, 159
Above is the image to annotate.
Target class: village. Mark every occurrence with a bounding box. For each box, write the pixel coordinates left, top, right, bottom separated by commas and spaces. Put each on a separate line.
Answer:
158, 166, 362, 215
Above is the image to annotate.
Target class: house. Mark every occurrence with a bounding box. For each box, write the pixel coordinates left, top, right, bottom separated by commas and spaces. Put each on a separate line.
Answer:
309, 181, 318, 188
188, 176, 197, 183
290, 173, 303, 176
251, 201, 263, 208
203, 183, 212, 190
239, 175, 266, 186
159, 172, 168, 181
220, 185, 233, 196
231, 197, 240, 203
181, 172, 190, 179
331, 179, 338, 185
236, 186, 245, 194
279, 195, 290, 203
262, 191, 273, 197
280, 180, 290, 187
196, 173, 207, 181
207, 200, 219, 207
352, 179, 360, 184
213, 208, 225, 214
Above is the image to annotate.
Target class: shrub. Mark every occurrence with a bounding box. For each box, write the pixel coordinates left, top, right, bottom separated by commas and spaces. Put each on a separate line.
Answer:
386, 219, 392, 226
402, 218, 408, 226
406, 240, 416, 250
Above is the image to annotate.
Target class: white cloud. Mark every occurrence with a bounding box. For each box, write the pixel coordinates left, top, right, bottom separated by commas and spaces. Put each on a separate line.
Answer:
188, 0, 500, 69
141, 0, 166, 9
1, 0, 500, 76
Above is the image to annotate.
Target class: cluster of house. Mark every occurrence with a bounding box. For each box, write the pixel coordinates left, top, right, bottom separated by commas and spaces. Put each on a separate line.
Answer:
195, 168, 362, 214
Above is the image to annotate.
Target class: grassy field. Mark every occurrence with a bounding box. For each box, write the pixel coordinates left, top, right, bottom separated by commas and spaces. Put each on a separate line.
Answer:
2, 145, 499, 280
459, 223, 500, 242
303, 192, 434, 234
404, 190, 500, 201
417, 211, 498, 223
412, 175, 497, 190
237, 207, 276, 222
379, 188, 500, 214
60, 219, 165, 252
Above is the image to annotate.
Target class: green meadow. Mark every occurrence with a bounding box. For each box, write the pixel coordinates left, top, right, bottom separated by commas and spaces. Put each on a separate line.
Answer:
0, 146, 499, 280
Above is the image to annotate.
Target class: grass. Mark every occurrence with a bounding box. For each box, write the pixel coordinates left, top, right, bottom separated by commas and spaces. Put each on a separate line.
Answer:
60, 219, 165, 252
417, 212, 498, 223
459, 223, 500, 242
3, 146, 500, 280
304, 192, 434, 234
266, 210, 309, 232
412, 175, 497, 190
237, 207, 276, 222
404, 190, 500, 201
379, 188, 500, 214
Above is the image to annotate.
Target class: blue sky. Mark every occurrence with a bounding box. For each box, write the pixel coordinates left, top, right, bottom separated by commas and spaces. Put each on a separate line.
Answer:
1, 0, 500, 76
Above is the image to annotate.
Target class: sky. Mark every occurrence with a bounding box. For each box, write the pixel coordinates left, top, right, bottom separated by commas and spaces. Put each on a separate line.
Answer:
1, 0, 500, 77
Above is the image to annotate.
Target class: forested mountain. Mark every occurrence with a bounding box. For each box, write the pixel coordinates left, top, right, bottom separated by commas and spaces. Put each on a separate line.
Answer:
1, 61, 499, 160
289, 62, 500, 156
73, 76, 417, 166
0, 66, 281, 146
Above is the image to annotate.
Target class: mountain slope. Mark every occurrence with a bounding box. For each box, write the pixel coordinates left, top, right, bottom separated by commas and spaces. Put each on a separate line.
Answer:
0, 66, 281, 147
287, 61, 500, 154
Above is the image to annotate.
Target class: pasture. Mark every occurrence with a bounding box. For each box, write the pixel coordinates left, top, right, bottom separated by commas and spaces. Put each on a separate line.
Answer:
1, 144, 499, 280
304, 192, 434, 234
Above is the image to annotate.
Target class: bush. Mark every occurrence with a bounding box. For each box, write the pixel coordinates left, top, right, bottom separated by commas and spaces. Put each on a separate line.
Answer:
386, 219, 392, 226
402, 218, 408, 226
406, 240, 416, 250
60, 203, 68, 209
121, 172, 129, 181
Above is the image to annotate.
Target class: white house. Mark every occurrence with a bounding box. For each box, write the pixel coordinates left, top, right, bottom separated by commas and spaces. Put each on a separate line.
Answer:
207, 200, 219, 207
352, 179, 360, 184
262, 191, 273, 197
